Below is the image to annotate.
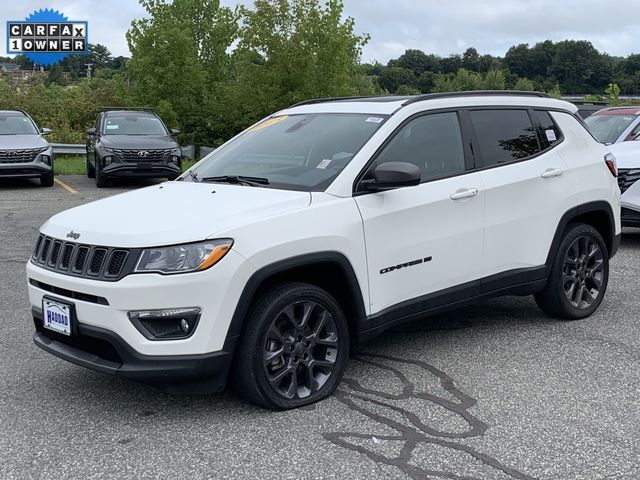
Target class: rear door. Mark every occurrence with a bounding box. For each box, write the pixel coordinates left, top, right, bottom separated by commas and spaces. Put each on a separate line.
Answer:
467, 108, 577, 280
355, 111, 485, 315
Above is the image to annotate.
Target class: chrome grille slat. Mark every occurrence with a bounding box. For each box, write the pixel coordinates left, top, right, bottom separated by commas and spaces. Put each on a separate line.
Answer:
31, 235, 133, 281
111, 148, 172, 163
618, 168, 640, 194
0, 147, 47, 164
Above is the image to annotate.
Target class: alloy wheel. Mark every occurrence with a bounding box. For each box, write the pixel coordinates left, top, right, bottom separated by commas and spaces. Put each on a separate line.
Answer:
562, 235, 605, 309
263, 300, 339, 400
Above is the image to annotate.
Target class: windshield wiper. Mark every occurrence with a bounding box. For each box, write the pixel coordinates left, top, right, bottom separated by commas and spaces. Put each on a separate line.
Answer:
186, 170, 199, 182
200, 175, 270, 186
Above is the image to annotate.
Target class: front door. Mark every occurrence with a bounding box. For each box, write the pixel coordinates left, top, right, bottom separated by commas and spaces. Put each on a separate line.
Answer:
354, 111, 485, 315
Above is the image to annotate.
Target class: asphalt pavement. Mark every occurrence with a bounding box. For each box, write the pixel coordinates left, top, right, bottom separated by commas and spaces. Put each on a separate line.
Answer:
1, 175, 639, 480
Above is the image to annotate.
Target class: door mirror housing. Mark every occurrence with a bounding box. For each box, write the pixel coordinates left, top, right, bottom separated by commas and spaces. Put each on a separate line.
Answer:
40, 127, 52, 136
170, 128, 180, 137
361, 162, 422, 192
86, 127, 97, 136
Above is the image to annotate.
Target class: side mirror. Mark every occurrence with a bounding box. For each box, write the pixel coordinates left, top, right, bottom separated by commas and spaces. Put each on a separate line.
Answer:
170, 129, 180, 137
40, 127, 52, 136
361, 162, 422, 192
86, 127, 97, 136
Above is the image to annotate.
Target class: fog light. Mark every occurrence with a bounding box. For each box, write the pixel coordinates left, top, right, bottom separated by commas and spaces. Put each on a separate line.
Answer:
128, 307, 201, 340
41, 155, 51, 165
171, 155, 180, 164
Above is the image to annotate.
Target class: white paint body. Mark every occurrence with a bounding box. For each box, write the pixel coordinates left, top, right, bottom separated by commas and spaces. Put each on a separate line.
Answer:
27, 95, 621, 357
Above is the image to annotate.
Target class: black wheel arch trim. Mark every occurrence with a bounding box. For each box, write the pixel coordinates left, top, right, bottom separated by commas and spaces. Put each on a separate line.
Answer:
227, 251, 368, 340
545, 200, 619, 264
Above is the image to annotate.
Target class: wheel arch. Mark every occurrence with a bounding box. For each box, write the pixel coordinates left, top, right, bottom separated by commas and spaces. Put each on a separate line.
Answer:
227, 252, 368, 344
546, 201, 619, 266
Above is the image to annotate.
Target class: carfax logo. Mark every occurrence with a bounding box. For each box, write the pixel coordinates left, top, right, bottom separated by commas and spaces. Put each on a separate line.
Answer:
6, 9, 88, 66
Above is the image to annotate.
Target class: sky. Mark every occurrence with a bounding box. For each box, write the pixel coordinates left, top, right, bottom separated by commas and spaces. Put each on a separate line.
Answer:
2, 0, 640, 62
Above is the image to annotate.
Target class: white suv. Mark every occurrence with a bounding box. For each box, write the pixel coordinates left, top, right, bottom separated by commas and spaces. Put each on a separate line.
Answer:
27, 92, 621, 410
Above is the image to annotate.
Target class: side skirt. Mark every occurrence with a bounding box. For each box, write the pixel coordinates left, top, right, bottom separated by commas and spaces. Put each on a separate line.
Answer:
358, 266, 548, 342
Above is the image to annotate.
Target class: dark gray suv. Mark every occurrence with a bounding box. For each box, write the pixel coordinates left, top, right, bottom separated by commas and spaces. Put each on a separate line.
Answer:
86, 108, 182, 188
0, 110, 54, 187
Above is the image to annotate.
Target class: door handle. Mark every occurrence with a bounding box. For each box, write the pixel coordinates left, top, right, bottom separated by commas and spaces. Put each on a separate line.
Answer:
450, 188, 479, 200
541, 168, 564, 178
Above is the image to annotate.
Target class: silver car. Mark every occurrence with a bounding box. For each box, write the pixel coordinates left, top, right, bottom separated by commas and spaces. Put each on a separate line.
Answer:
0, 110, 54, 187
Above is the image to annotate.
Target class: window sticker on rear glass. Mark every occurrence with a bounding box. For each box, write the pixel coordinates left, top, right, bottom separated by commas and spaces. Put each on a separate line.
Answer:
248, 115, 288, 132
545, 129, 557, 142
366, 117, 384, 123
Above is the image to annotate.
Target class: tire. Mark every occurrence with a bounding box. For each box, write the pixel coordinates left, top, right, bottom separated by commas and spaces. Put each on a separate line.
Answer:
95, 163, 108, 188
535, 223, 609, 320
86, 155, 95, 178
234, 282, 349, 410
40, 170, 54, 187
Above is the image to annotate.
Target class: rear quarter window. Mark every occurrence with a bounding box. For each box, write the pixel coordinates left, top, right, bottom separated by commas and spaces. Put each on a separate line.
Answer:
534, 110, 563, 147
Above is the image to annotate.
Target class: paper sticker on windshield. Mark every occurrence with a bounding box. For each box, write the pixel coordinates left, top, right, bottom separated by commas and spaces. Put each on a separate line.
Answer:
545, 129, 557, 142
248, 116, 288, 132
105, 124, 118, 130
366, 117, 384, 123
316, 159, 332, 169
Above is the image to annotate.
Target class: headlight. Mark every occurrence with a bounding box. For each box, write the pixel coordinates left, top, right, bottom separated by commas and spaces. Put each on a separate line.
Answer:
134, 239, 233, 274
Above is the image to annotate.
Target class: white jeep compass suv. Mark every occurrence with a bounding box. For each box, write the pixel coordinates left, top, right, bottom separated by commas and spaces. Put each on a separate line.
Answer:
27, 92, 621, 410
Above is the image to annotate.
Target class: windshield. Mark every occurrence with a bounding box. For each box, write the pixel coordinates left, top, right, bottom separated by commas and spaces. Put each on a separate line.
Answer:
0, 113, 38, 135
585, 114, 637, 144
102, 115, 168, 135
189, 113, 388, 192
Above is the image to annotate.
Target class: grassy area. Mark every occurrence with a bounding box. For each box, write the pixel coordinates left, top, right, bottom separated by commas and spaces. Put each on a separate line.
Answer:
54, 155, 198, 176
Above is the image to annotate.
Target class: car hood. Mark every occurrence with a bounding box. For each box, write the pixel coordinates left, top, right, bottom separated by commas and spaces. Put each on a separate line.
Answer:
0, 134, 48, 150
99, 135, 178, 150
607, 141, 640, 169
40, 182, 311, 247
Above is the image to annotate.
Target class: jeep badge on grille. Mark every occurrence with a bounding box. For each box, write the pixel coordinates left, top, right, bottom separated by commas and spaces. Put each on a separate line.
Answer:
66, 231, 81, 240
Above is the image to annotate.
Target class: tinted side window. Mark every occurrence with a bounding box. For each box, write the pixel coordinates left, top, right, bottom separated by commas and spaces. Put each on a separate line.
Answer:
535, 110, 562, 147
374, 112, 465, 183
469, 110, 541, 167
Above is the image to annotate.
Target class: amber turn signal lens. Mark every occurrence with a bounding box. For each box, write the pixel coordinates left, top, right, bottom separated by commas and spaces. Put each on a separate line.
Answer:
197, 242, 232, 270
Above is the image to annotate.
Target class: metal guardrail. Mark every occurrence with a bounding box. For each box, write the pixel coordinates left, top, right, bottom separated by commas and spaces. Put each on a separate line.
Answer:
51, 143, 214, 158
52, 143, 86, 155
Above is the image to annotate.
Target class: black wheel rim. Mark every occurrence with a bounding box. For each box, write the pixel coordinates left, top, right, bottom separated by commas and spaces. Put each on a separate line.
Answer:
562, 235, 605, 309
263, 301, 339, 400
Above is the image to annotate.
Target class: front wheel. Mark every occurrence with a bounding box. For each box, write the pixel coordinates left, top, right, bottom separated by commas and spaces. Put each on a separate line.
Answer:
234, 282, 349, 410
40, 170, 54, 187
95, 163, 109, 188
86, 154, 95, 178
535, 223, 609, 320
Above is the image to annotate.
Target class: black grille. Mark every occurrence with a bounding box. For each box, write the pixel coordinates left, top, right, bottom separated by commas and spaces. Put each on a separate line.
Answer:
107, 251, 128, 277
0, 147, 47, 164
31, 234, 136, 281
618, 168, 640, 194
111, 148, 172, 163
88, 249, 107, 275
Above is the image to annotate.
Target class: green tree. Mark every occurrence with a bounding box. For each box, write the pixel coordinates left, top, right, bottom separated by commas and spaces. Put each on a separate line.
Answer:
127, 0, 239, 144
228, 0, 372, 129
377, 67, 417, 93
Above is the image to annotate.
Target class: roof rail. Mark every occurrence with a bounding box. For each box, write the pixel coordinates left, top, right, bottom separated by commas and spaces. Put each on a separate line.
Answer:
402, 90, 550, 106
100, 106, 155, 112
290, 96, 380, 107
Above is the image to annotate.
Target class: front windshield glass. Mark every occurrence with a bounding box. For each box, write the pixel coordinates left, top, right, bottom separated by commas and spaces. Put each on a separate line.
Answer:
0, 113, 38, 135
102, 115, 168, 135
585, 114, 637, 144
190, 113, 388, 192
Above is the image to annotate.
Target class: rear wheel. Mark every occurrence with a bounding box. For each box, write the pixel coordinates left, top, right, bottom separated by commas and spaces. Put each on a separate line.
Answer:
535, 223, 609, 320
234, 282, 349, 410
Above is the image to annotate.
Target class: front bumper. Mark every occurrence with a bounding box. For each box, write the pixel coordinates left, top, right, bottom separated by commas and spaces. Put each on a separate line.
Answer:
33, 307, 236, 390
102, 162, 181, 179
0, 161, 51, 178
